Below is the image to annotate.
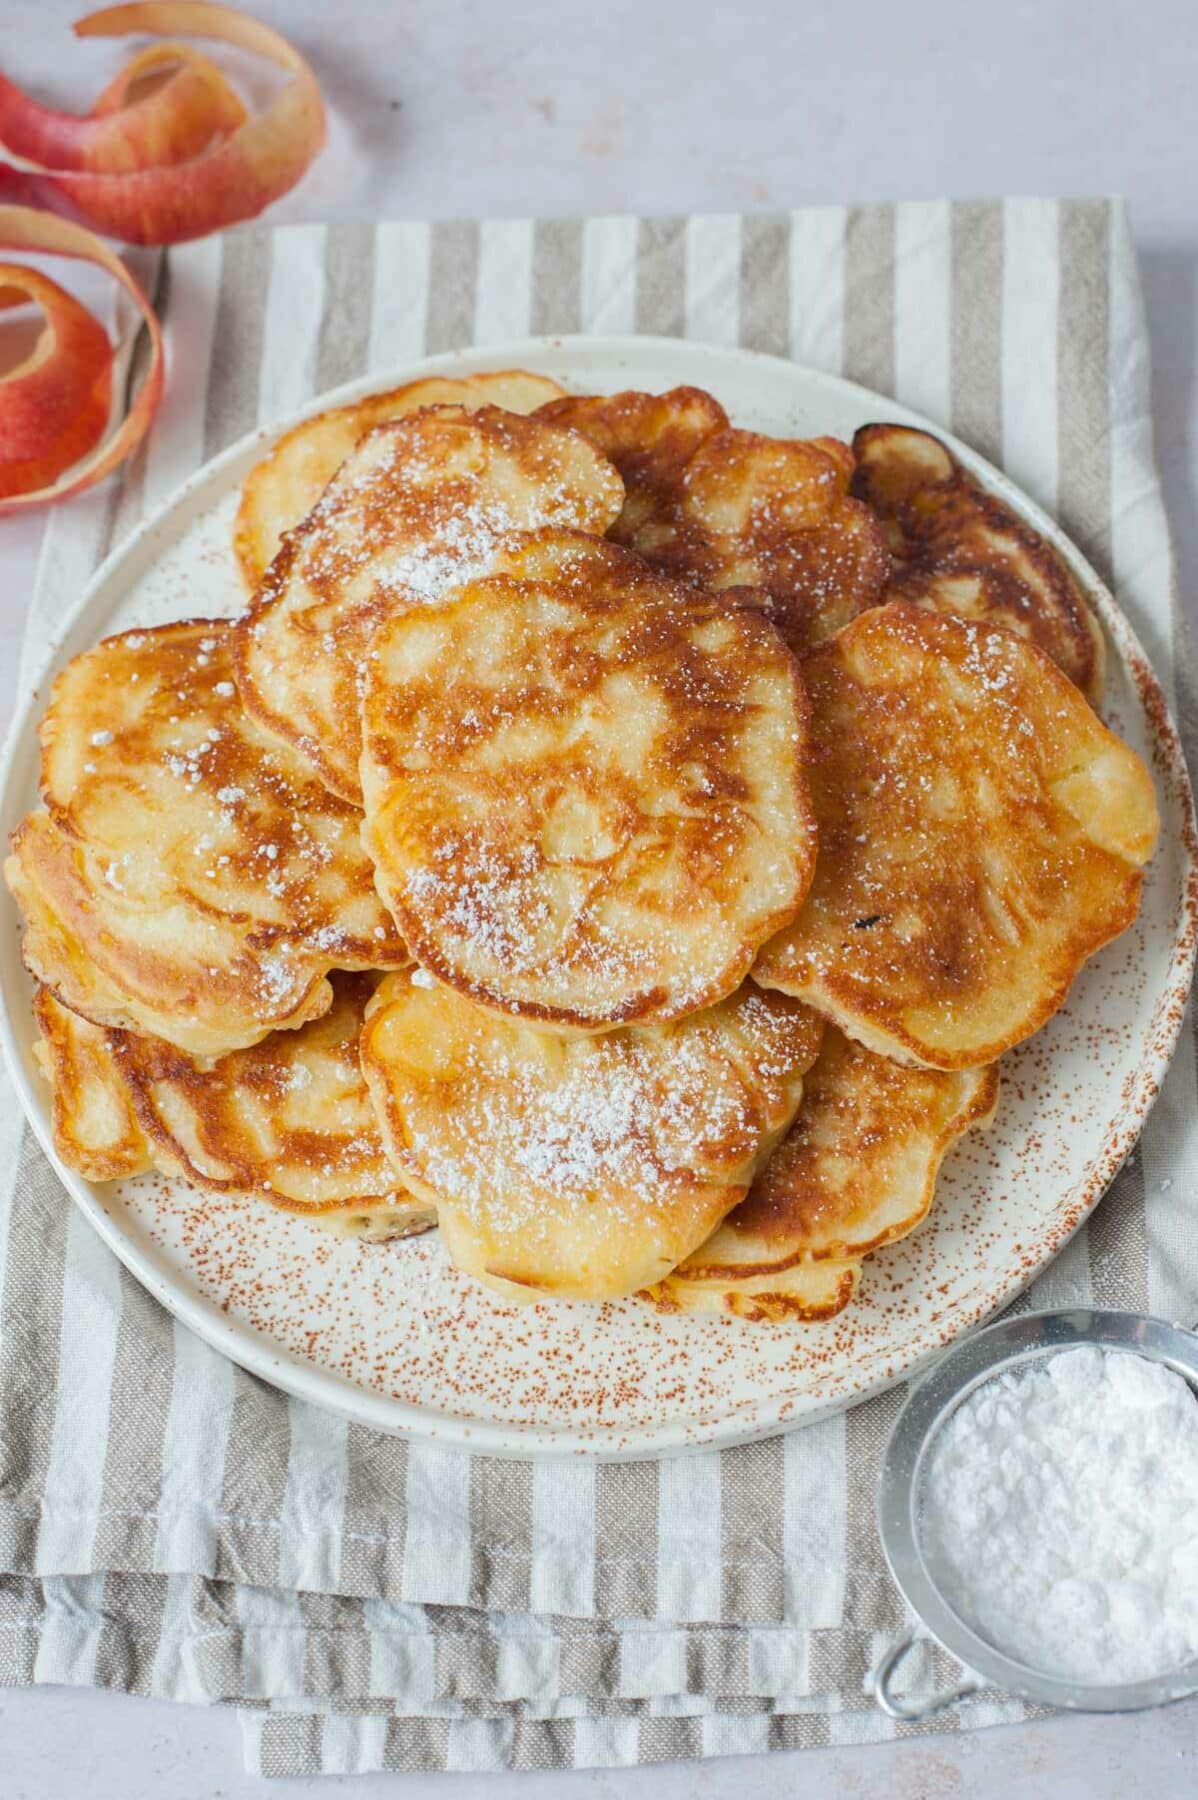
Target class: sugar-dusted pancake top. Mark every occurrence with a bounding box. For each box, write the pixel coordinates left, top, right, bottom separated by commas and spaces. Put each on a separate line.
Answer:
678, 1027, 998, 1276
9, 620, 405, 1058
852, 422, 1105, 699
235, 404, 625, 801
546, 391, 892, 656
536, 385, 728, 545
32, 979, 435, 1240
235, 369, 568, 588
659, 428, 892, 654
753, 600, 1159, 1069
360, 532, 818, 1031
361, 969, 823, 1300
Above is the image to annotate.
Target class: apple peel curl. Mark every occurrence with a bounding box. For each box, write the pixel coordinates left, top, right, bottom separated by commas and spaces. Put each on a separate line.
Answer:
0, 4, 326, 245
0, 41, 246, 174
0, 205, 162, 514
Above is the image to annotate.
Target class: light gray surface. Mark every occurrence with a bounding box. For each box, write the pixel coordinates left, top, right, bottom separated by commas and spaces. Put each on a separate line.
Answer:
2, 0, 1196, 1790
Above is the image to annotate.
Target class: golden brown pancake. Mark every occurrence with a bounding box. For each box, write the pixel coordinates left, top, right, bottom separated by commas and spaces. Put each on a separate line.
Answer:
8, 621, 405, 1058
543, 393, 892, 656
852, 423, 1105, 699
235, 369, 568, 588
753, 601, 1158, 1068
235, 404, 625, 802
660, 1028, 997, 1281
535, 385, 728, 546
33, 987, 149, 1182
360, 532, 818, 1030
32, 980, 435, 1241
360, 969, 824, 1300
641, 1255, 860, 1323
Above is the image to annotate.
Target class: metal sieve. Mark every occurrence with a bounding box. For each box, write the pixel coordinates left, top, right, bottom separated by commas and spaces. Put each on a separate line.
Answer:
873, 1308, 1198, 1722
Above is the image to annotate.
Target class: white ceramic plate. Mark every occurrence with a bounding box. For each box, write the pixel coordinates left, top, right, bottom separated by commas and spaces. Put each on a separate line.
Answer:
2, 336, 1194, 1460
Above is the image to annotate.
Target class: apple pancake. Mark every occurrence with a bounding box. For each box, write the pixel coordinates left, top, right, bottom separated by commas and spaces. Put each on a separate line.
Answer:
753, 601, 1159, 1068
643, 1256, 860, 1323
235, 404, 625, 801
8, 620, 406, 1058
235, 369, 568, 588
658, 428, 892, 655
32, 986, 149, 1182
360, 970, 824, 1300
852, 423, 1105, 699
360, 537, 817, 1030
535, 385, 728, 546
652, 1028, 996, 1306
32, 980, 435, 1241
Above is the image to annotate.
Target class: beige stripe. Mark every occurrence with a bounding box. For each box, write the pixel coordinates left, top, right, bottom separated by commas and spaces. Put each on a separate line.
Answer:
950, 198, 1004, 462
769, 1709, 833, 1750
382, 1715, 453, 1771
316, 220, 377, 393
842, 1385, 906, 1633
531, 217, 584, 336
424, 219, 481, 355
258, 1712, 323, 1777
720, 1436, 785, 1622
469, 1457, 533, 1611
338, 1423, 408, 1597
1088, 1155, 1150, 1310
203, 228, 272, 455
842, 204, 896, 396
637, 1715, 703, 1763
216, 1366, 291, 1588
92, 1268, 177, 1572
1058, 197, 1113, 583
739, 214, 790, 356
0, 1136, 73, 1568
594, 1461, 657, 1617
634, 216, 686, 337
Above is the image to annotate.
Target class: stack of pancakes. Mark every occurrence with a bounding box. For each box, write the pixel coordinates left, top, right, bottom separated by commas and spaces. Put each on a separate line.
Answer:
9, 372, 1160, 1321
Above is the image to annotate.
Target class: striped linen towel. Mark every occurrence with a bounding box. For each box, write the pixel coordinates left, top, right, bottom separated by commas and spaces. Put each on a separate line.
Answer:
0, 199, 1193, 1779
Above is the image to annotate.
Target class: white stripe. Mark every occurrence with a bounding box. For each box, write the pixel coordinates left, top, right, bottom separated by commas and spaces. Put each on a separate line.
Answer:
581, 215, 638, 336
618, 1623, 686, 1696
364, 1595, 437, 1700
789, 206, 846, 374
256, 224, 327, 426
701, 1711, 771, 1757
142, 238, 223, 518
32, 1573, 108, 1684
446, 1716, 511, 1772
149, 1570, 208, 1703
369, 221, 432, 371
232, 1581, 307, 1698
656, 1450, 721, 1621
571, 1716, 640, 1766
894, 199, 951, 425
1002, 197, 1060, 510
320, 1711, 388, 1773
529, 1460, 596, 1614
783, 1411, 846, 1625
474, 218, 533, 346
400, 1442, 473, 1603
34, 1205, 122, 1573
276, 1401, 348, 1590
685, 214, 741, 347
20, 488, 113, 689
153, 1321, 236, 1572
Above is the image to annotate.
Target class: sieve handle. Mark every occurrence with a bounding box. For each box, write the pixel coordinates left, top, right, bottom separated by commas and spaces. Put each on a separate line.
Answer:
873, 1627, 982, 1722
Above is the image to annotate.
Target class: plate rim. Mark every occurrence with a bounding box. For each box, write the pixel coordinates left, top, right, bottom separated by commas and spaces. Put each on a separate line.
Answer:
2, 331, 1195, 1461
